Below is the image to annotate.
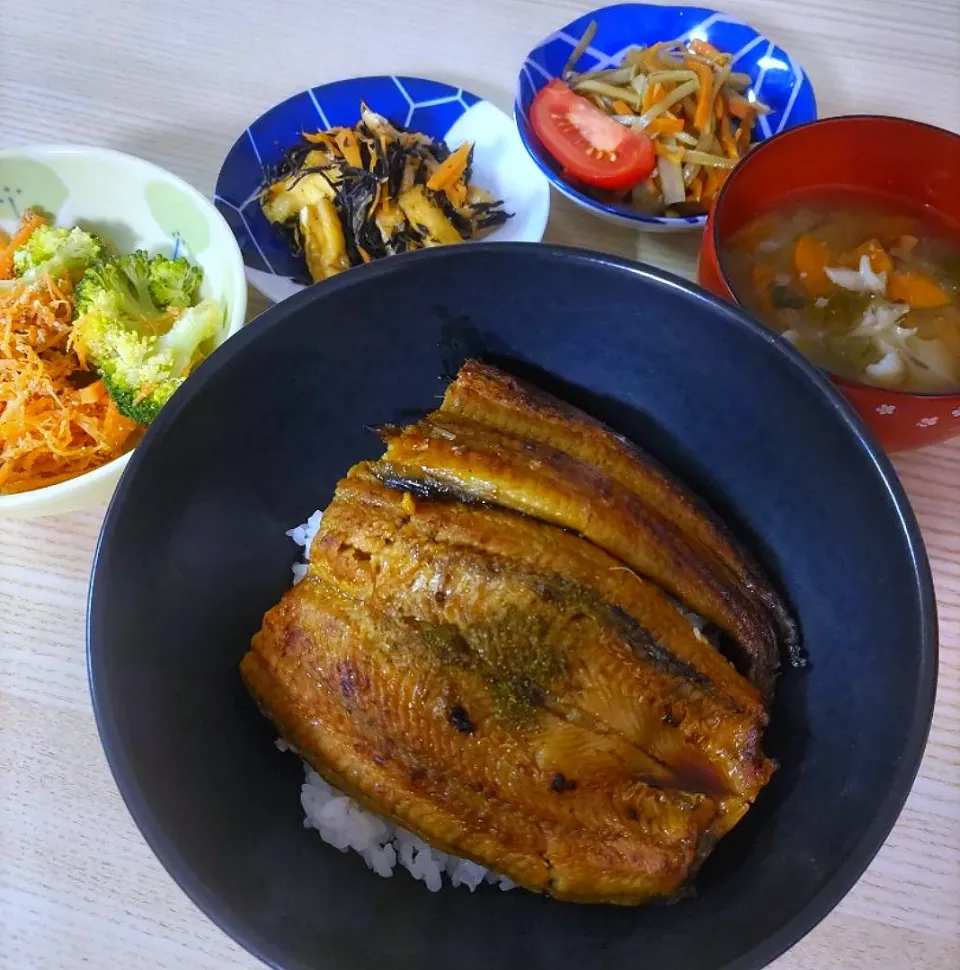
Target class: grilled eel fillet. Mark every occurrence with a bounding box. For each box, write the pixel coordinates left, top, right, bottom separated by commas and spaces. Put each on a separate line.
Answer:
440, 361, 800, 680
243, 468, 775, 903
244, 363, 789, 902
244, 576, 742, 903
375, 412, 788, 700
317, 469, 771, 799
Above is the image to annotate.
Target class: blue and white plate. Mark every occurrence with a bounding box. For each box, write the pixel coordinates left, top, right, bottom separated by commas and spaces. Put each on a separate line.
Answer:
216, 76, 551, 303
515, 3, 817, 232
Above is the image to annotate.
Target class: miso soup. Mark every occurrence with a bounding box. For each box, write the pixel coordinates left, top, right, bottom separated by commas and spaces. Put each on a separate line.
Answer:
722, 189, 960, 393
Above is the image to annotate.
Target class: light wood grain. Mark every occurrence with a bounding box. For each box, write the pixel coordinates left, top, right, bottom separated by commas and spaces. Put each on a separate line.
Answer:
1, 1, 959, 967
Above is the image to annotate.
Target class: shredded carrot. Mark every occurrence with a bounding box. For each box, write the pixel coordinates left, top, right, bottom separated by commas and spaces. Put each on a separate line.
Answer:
644, 116, 685, 135
78, 379, 107, 405
426, 142, 472, 192
0, 210, 46, 280
685, 57, 713, 131
611, 99, 634, 116
889, 271, 950, 309
642, 84, 654, 114
719, 114, 738, 159
735, 113, 754, 151
690, 39, 724, 63
794, 234, 832, 296
642, 43, 671, 73
642, 82, 666, 115
334, 129, 363, 169
688, 171, 704, 204
0, 270, 142, 495
653, 142, 684, 163
714, 94, 724, 121
726, 94, 756, 121
702, 167, 727, 204
302, 130, 338, 152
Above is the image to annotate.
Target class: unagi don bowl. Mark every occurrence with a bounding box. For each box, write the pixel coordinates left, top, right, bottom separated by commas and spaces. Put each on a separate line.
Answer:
88, 244, 936, 970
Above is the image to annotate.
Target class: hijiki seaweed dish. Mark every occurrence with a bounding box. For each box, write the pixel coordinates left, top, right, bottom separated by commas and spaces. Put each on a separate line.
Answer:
260, 104, 512, 284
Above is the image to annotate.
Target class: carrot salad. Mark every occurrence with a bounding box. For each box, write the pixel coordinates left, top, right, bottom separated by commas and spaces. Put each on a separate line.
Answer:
0, 217, 140, 495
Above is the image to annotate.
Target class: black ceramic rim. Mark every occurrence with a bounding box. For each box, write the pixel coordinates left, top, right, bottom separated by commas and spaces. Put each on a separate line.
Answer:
711, 113, 960, 399
87, 243, 939, 970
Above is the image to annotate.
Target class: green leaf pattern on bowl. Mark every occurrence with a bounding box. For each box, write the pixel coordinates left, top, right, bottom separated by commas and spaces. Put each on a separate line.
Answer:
0, 160, 69, 220
145, 180, 211, 255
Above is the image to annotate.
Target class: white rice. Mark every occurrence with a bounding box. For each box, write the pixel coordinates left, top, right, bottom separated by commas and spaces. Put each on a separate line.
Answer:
280, 511, 516, 893
286, 509, 325, 584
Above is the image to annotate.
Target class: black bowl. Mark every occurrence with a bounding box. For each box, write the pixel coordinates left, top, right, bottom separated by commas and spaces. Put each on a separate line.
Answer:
88, 244, 937, 970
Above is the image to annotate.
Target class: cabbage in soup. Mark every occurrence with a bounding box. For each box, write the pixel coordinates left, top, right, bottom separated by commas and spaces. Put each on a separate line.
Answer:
722, 189, 960, 393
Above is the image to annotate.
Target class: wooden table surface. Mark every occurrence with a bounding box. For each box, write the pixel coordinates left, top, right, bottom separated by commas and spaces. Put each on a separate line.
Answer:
2, 1, 959, 967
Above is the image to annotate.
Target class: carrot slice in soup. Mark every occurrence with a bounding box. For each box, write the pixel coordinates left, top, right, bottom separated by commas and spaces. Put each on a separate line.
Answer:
841, 239, 893, 275
793, 235, 831, 296
889, 271, 950, 309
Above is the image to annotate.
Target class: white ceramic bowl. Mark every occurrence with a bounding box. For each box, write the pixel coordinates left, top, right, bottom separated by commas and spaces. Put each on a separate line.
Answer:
0, 144, 248, 518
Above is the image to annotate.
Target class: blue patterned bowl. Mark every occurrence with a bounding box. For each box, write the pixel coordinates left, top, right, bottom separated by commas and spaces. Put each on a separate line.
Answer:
515, 3, 817, 232
216, 76, 551, 303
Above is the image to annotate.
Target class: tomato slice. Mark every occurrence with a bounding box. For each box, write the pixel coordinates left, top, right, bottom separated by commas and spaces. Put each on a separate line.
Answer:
530, 81, 655, 191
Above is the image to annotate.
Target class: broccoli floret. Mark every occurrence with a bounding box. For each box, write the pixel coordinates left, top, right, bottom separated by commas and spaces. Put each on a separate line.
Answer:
75, 251, 160, 326
11, 224, 103, 282
73, 251, 223, 424
94, 301, 224, 423
147, 254, 202, 308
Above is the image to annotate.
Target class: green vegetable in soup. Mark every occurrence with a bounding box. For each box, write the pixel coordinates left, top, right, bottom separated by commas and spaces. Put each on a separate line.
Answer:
769, 284, 806, 310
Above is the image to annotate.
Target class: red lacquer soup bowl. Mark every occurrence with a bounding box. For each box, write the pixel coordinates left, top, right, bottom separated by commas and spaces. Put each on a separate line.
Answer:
699, 115, 960, 452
